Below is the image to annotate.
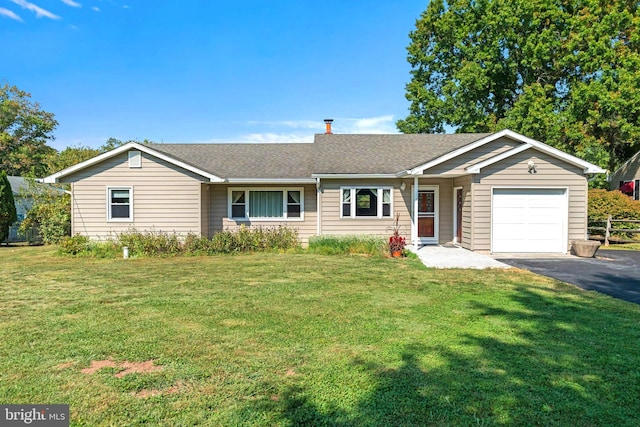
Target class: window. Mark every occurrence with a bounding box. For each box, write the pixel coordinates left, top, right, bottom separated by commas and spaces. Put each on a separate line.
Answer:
108, 187, 132, 221
128, 150, 141, 168
228, 188, 304, 220
341, 187, 392, 218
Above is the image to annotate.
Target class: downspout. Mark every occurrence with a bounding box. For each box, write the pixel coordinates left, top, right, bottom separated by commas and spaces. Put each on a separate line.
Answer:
316, 177, 322, 237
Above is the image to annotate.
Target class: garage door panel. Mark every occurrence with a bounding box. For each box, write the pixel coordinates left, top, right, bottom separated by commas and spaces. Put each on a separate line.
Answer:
492, 188, 567, 253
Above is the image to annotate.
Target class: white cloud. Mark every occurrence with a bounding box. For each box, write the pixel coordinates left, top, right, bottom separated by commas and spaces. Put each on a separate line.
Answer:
337, 115, 399, 134
9, 0, 61, 19
0, 7, 23, 21
91, 6, 100, 11
60, 0, 81, 7
187, 132, 313, 145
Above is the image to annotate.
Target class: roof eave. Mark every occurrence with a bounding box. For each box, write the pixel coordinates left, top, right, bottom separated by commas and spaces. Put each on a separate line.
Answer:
311, 173, 400, 179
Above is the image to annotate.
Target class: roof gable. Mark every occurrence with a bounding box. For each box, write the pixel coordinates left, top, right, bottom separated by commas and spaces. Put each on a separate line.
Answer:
411, 129, 605, 175
42, 142, 225, 184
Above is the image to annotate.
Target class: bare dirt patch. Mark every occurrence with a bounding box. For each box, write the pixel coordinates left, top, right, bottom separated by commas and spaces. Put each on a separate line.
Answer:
81, 359, 162, 377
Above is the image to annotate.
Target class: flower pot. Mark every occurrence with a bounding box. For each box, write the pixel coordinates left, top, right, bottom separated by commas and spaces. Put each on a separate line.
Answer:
571, 240, 601, 258
392, 250, 403, 258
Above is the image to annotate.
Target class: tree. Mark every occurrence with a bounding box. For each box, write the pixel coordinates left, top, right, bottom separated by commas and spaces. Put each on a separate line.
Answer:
0, 170, 17, 243
397, 0, 640, 174
46, 145, 101, 174
0, 84, 58, 177
18, 178, 70, 244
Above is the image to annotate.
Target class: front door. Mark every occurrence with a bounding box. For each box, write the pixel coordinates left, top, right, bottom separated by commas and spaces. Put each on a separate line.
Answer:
415, 186, 439, 245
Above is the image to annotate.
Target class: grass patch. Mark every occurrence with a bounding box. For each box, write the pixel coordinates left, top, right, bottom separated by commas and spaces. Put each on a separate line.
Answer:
601, 242, 640, 251
307, 235, 387, 256
1, 245, 640, 425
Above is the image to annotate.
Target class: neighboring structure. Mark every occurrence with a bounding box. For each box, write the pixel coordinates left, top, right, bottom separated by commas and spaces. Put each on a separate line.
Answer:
42, 128, 605, 253
609, 150, 640, 200
7, 176, 32, 242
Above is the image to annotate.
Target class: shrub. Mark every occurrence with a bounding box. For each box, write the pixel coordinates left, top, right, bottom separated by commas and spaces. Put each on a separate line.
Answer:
58, 226, 300, 257
18, 179, 70, 244
58, 234, 90, 255
117, 229, 182, 257
308, 235, 387, 256
588, 189, 640, 220
589, 189, 640, 242
183, 233, 212, 255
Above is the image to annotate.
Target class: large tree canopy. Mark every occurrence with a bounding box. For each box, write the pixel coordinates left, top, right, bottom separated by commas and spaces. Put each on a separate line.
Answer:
397, 0, 640, 172
1, 84, 58, 177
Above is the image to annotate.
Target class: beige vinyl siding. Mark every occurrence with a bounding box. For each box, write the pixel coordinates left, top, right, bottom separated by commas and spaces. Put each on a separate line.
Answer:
200, 184, 210, 238
209, 184, 318, 243
320, 179, 412, 238
62, 151, 206, 240
453, 175, 473, 249
470, 149, 587, 252
422, 137, 520, 175
610, 151, 640, 188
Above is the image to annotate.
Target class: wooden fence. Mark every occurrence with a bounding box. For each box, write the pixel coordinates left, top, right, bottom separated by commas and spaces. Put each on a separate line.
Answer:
588, 215, 640, 246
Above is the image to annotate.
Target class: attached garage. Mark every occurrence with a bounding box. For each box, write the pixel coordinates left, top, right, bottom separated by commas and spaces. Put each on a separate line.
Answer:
491, 188, 568, 253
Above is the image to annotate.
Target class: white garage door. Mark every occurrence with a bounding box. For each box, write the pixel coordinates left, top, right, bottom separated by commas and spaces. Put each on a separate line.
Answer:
492, 188, 567, 253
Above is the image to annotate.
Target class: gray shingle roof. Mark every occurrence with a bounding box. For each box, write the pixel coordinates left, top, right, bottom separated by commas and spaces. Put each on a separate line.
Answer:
312, 133, 489, 174
150, 133, 491, 179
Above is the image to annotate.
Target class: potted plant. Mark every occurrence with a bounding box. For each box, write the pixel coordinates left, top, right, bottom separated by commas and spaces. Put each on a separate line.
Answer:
388, 213, 406, 257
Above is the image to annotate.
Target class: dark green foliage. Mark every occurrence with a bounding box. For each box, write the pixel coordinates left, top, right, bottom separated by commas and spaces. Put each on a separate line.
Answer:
0, 171, 17, 242
398, 0, 640, 174
0, 84, 57, 177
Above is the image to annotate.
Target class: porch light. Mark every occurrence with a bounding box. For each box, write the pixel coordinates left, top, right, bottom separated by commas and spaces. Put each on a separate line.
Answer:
527, 160, 537, 174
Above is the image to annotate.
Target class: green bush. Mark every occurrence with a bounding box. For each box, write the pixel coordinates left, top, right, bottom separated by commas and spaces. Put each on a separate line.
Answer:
308, 235, 387, 256
58, 226, 300, 258
18, 179, 70, 244
589, 189, 640, 242
58, 234, 90, 255
589, 189, 640, 220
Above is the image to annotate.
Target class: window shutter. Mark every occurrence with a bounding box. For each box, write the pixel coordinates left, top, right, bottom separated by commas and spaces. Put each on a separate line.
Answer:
128, 151, 141, 168
635, 180, 639, 200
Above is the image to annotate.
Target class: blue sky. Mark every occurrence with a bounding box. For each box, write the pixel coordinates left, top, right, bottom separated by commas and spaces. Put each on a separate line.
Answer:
1, 1, 427, 151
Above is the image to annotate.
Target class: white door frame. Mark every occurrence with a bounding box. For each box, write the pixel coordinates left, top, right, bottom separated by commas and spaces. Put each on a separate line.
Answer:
412, 184, 439, 246
453, 186, 463, 245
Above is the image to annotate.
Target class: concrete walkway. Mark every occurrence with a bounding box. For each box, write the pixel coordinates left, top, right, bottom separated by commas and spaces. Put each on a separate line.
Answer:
408, 245, 510, 269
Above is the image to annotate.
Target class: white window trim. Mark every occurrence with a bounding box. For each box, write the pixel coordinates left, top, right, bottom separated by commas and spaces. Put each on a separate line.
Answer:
107, 186, 133, 222
340, 186, 393, 219
227, 187, 305, 221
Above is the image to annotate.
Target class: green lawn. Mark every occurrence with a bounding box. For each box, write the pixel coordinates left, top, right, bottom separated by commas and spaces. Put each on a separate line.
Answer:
1, 246, 640, 426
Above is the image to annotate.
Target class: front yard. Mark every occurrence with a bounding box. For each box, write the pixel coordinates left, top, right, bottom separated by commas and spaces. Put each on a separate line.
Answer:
1, 246, 640, 426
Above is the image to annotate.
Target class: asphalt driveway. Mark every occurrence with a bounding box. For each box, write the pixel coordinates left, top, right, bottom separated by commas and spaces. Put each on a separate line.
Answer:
495, 250, 640, 305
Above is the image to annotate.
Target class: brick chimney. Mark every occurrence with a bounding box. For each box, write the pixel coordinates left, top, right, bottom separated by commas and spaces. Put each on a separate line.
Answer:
324, 119, 333, 134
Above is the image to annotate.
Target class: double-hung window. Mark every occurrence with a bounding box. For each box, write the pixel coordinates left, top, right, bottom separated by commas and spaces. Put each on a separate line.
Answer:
341, 187, 392, 218
107, 187, 133, 221
229, 188, 303, 220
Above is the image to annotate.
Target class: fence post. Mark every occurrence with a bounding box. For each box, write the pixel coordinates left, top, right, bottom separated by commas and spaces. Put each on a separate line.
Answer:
604, 215, 612, 246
